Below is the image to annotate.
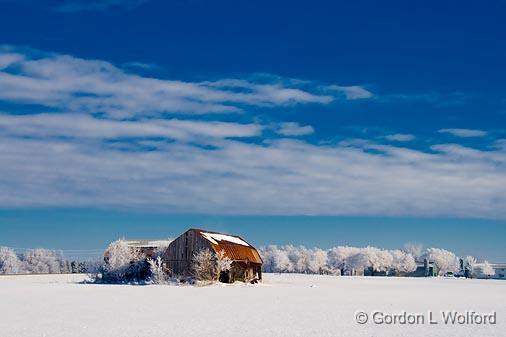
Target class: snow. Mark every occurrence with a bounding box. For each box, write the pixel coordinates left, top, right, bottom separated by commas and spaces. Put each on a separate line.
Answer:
0, 273, 505, 337
201, 232, 250, 246
124, 240, 172, 248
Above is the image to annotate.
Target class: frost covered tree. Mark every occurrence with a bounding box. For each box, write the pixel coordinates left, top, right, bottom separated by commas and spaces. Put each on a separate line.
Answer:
424, 248, 459, 276
390, 250, 417, 275
480, 261, 495, 278
0, 247, 22, 274
403, 243, 424, 262
274, 248, 293, 272
259, 245, 293, 273
261, 245, 330, 274
215, 250, 232, 281
348, 247, 393, 275
307, 248, 328, 274
148, 256, 168, 284
327, 246, 361, 275
258, 245, 276, 272
191, 249, 216, 281
464, 256, 477, 277
83, 259, 102, 274
21, 249, 63, 274
260, 243, 469, 278
283, 245, 308, 273
103, 239, 146, 281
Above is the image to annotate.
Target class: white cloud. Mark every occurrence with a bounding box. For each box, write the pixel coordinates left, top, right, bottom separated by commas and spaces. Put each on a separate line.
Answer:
328, 85, 373, 100
0, 46, 503, 218
0, 53, 24, 70
0, 46, 368, 119
383, 133, 416, 142
121, 61, 160, 70
0, 128, 505, 218
0, 113, 262, 141
276, 122, 314, 136
438, 128, 488, 138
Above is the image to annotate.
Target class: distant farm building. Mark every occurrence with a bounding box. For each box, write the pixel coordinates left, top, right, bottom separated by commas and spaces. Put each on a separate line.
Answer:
407, 259, 438, 277
163, 228, 263, 283
102, 239, 172, 281
475, 262, 506, 279
104, 239, 172, 262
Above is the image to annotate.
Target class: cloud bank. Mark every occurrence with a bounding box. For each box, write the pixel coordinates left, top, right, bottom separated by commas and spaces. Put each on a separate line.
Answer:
0, 46, 505, 218
438, 128, 488, 138
0, 133, 505, 217
0, 46, 366, 119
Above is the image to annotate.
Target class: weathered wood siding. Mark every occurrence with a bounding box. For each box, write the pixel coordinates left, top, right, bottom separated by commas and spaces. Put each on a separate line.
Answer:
164, 229, 213, 276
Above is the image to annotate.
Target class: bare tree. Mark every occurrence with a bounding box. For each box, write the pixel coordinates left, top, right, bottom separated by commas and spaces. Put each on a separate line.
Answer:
424, 248, 459, 276
464, 256, 477, 277
21, 248, 63, 274
103, 239, 146, 281
481, 261, 495, 278
390, 249, 417, 274
215, 250, 232, 281
148, 256, 169, 284
0, 247, 22, 274
192, 249, 216, 282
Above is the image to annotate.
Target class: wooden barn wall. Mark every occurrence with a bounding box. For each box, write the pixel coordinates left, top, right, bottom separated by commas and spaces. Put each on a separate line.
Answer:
164, 229, 213, 276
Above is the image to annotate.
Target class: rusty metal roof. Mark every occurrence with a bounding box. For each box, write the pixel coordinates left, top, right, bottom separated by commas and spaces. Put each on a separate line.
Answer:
192, 228, 263, 265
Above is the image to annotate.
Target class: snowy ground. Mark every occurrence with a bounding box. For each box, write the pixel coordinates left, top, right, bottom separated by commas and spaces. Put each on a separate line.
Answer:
0, 273, 504, 337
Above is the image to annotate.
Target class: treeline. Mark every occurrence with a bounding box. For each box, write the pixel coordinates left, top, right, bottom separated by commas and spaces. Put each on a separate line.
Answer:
259, 244, 491, 277
0, 247, 100, 275
2, 243, 496, 279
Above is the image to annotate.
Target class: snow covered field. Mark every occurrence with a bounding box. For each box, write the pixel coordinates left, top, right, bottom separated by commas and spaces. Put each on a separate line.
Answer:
0, 273, 504, 337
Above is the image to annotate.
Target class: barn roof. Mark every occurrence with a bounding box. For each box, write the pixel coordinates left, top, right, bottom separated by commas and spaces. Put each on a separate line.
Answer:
192, 228, 262, 265
124, 239, 172, 248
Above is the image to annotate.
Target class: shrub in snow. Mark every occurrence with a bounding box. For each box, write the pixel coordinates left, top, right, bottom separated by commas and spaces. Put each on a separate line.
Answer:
0, 247, 22, 274
21, 248, 63, 274
424, 248, 459, 276
103, 239, 147, 282
148, 256, 169, 284
480, 261, 495, 278
192, 249, 216, 281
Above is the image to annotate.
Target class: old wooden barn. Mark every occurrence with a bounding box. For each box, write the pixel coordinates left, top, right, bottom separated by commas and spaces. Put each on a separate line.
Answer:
163, 228, 262, 283
104, 239, 172, 261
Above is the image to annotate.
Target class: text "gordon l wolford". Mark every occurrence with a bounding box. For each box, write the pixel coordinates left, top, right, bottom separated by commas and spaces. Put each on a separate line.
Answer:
356, 310, 497, 325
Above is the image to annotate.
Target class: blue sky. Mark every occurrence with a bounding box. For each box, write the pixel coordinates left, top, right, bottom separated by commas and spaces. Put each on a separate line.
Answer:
0, 0, 505, 260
